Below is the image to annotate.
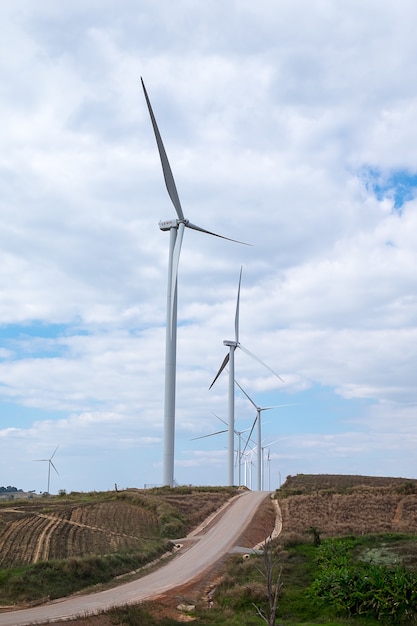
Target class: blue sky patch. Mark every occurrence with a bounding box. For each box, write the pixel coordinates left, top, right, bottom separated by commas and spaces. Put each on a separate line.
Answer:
362, 167, 417, 212
0, 323, 88, 360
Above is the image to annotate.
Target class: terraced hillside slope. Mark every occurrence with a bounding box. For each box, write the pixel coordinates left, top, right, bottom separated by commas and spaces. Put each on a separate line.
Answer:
0, 486, 238, 569
278, 473, 417, 537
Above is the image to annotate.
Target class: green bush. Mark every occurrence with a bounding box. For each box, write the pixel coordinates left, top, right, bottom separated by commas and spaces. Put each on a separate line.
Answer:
309, 537, 417, 623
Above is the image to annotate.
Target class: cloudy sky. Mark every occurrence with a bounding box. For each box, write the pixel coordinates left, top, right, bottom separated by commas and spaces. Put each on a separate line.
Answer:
1, 0, 417, 493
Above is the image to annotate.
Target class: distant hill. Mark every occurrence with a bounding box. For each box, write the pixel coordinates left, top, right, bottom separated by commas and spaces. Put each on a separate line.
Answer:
278, 473, 417, 537
280, 473, 416, 495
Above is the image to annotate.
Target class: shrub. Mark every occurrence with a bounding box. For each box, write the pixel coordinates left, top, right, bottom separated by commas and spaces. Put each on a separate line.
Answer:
309, 537, 417, 623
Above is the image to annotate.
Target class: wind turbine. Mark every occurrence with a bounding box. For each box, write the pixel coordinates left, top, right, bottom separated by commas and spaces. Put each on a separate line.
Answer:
191, 413, 250, 485
141, 79, 247, 487
235, 378, 294, 490
241, 447, 256, 488
34, 446, 59, 494
261, 438, 285, 490
209, 268, 283, 486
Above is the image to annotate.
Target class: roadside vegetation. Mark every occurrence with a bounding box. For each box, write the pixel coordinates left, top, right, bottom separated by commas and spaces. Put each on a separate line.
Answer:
3, 474, 417, 624
54, 530, 417, 625
189, 531, 417, 625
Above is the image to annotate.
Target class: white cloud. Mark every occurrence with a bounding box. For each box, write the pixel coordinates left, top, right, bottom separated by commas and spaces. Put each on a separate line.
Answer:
1, 1, 417, 491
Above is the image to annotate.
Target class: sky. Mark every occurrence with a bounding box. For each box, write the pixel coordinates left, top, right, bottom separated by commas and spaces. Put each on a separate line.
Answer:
1, 0, 417, 493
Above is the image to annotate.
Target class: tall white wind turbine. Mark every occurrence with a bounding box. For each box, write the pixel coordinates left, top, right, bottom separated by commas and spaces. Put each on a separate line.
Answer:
209, 268, 283, 486
234, 379, 293, 490
141, 79, 246, 487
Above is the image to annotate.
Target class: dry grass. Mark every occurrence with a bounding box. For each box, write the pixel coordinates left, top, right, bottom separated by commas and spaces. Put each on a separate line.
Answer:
0, 487, 238, 568
16, 474, 417, 625
281, 472, 416, 494
278, 473, 417, 538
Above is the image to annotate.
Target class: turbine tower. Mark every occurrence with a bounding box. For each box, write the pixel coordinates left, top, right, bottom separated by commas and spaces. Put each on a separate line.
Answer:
235, 378, 293, 490
141, 79, 246, 487
209, 268, 283, 486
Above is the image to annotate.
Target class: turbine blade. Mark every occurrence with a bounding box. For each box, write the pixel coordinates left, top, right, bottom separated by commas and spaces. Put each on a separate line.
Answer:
234, 377, 257, 410
234, 449, 239, 467
241, 416, 257, 457
141, 78, 185, 221
191, 429, 227, 441
235, 426, 251, 435
264, 437, 286, 447
238, 343, 285, 383
209, 352, 230, 389
211, 412, 228, 426
186, 222, 250, 246
50, 446, 59, 460
261, 403, 296, 411
169, 222, 185, 337
235, 267, 242, 343
50, 461, 59, 476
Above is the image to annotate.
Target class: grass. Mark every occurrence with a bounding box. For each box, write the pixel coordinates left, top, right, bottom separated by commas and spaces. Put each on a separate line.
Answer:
4, 475, 417, 624
0, 486, 238, 604
278, 475, 417, 539
108, 603, 181, 625
0, 543, 170, 604
182, 533, 417, 625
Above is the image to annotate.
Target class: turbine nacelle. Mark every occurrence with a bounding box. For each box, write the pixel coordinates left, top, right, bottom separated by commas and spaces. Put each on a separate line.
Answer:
159, 219, 180, 231
223, 340, 237, 348
159, 218, 193, 231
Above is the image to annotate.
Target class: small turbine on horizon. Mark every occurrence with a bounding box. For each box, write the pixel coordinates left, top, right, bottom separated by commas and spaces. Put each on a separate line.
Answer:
34, 446, 59, 494
191, 413, 250, 486
235, 378, 294, 490
141, 79, 248, 488
261, 438, 286, 490
209, 268, 283, 487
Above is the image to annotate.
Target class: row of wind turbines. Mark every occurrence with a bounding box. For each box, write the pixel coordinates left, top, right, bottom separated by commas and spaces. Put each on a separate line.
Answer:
141, 79, 286, 489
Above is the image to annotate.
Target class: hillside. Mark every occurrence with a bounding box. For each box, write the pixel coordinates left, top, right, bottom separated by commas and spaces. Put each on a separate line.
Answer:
3, 475, 417, 625
278, 473, 417, 537
0, 486, 238, 569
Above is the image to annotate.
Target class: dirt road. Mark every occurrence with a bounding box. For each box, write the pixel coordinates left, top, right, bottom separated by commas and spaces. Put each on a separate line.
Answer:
0, 490, 270, 625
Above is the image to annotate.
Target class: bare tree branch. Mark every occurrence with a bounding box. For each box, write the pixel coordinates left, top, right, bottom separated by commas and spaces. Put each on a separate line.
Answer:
252, 534, 283, 625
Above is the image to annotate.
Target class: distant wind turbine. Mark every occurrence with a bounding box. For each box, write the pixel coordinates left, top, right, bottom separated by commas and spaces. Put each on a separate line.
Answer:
235, 379, 294, 490
209, 268, 283, 486
34, 446, 59, 494
191, 413, 250, 485
141, 79, 248, 487
241, 447, 256, 489
261, 438, 285, 490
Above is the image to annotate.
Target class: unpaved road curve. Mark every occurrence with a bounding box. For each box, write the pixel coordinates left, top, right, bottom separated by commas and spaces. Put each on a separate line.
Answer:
0, 490, 270, 625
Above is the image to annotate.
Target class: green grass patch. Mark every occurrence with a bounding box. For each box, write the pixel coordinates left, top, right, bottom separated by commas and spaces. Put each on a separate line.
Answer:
187, 535, 417, 625
107, 603, 180, 625
309, 535, 417, 624
0, 543, 171, 604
